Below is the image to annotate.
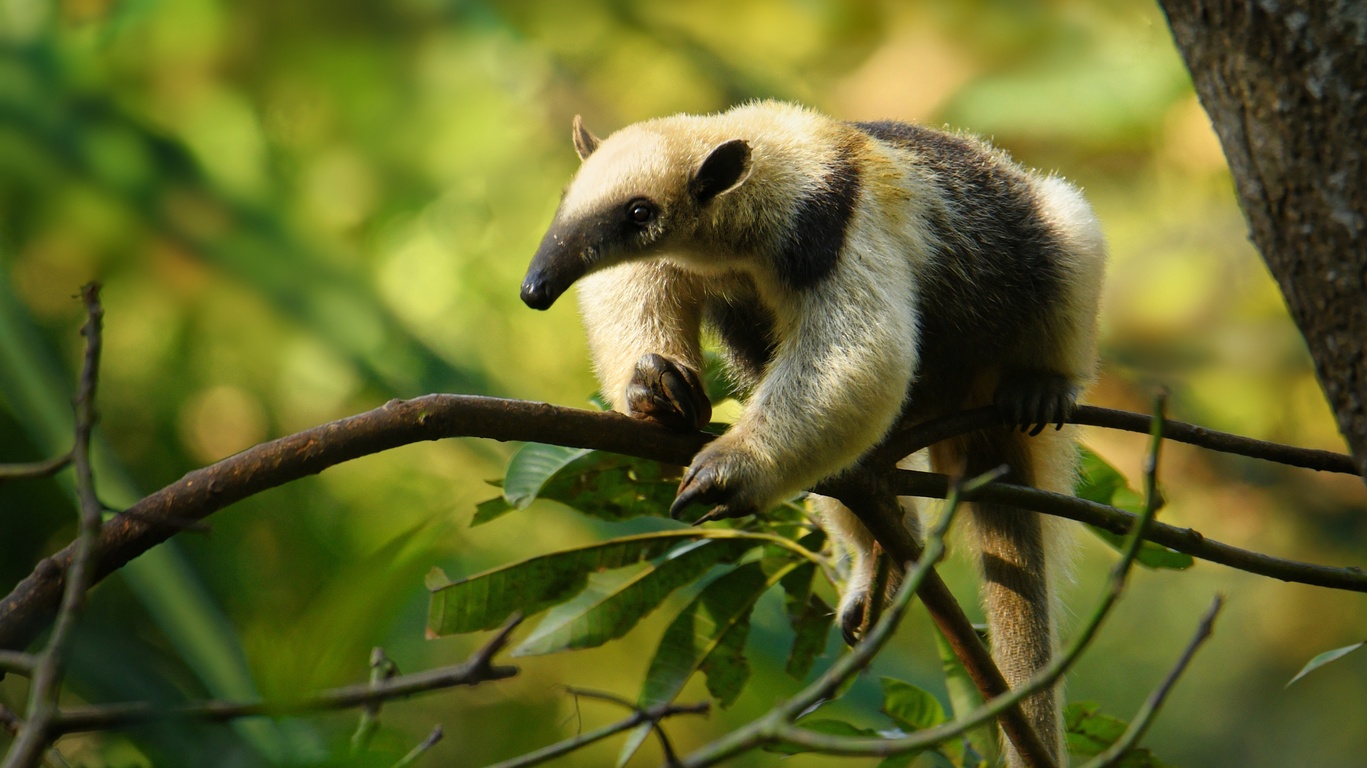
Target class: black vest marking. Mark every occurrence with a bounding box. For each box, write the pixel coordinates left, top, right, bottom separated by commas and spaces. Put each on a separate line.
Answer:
772, 143, 861, 291
704, 289, 776, 392
853, 120, 1072, 409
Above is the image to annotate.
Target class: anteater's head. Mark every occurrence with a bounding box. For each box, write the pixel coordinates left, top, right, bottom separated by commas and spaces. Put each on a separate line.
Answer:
520, 115, 752, 310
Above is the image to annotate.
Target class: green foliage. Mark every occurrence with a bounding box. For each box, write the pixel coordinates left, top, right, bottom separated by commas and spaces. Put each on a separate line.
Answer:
432, 443, 839, 723
1285, 641, 1365, 688
1065, 702, 1175, 767
1077, 447, 1194, 570
427, 531, 710, 635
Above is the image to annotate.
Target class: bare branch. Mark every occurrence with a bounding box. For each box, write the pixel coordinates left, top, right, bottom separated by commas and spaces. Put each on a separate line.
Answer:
0, 651, 34, 676
876, 405, 1359, 475
4, 284, 107, 768
391, 725, 443, 768
1080, 595, 1224, 768
50, 615, 521, 735
479, 691, 709, 768
888, 470, 1367, 592
0, 454, 72, 486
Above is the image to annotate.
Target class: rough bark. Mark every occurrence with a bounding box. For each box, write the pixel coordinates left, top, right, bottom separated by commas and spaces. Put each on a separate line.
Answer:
1160, 0, 1367, 480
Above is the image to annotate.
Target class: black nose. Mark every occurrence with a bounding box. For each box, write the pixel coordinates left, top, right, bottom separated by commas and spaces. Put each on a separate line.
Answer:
520, 277, 557, 310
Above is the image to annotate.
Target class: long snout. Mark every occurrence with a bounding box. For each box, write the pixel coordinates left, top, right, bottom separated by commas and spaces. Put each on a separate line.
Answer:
520, 227, 591, 310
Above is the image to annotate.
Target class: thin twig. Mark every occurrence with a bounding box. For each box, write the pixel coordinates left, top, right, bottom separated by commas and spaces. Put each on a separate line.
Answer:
0, 454, 72, 485
4, 284, 107, 768
480, 698, 710, 768
1080, 596, 1224, 768
351, 647, 399, 756
0, 651, 34, 676
887, 469, 1366, 591
50, 615, 522, 735
561, 687, 686, 768
391, 725, 443, 768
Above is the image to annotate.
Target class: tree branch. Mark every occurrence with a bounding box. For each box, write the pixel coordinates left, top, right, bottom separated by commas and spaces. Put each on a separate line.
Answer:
876, 405, 1359, 475
2, 394, 1360, 716
0, 455, 72, 486
4, 284, 107, 768
1079, 595, 1223, 768
479, 689, 709, 768
49, 615, 521, 735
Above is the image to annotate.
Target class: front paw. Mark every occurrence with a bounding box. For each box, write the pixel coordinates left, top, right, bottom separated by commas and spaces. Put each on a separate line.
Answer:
624, 353, 712, 432
993, 370, 1080, 436
670, 443, 768, 522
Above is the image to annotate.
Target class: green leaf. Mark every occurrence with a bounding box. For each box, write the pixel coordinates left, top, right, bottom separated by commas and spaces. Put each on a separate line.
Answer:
502, 443, 592, 508
877, 753, 919, 768
1064, 702, 1176, 766
615, 724, 653, 768
502, 443, 702, 522
638, 560, 797, 708
427, 531, 711, 636
785, 593, 833, 680
1286, 641, 1365, 687
513, 538, 755, 656
936, 628, 996, 765
1065, 702, 1127, 756
470, 495, 515, 526
1077, 447, 1194, 571
880, 677, 948, 731
539, 452, 693, 521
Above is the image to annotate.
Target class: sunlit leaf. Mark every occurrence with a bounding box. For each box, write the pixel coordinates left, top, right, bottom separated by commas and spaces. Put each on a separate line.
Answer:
514, 538, 754, 656
427, 531, 711, 636
638, 560, 797, 708
1065, 702, 1127, 756
1286, 641, 1365, 688
1064, 702, 1175, 766
936, 628, 996, 765
1076, 447, 1193, 571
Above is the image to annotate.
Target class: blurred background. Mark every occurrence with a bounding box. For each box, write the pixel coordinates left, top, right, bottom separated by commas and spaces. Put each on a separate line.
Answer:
2, 0, 1364, 766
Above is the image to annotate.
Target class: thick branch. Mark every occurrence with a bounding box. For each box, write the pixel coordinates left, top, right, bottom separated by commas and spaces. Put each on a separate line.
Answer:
0, 396, 708, 653
2, 395, 1360, 657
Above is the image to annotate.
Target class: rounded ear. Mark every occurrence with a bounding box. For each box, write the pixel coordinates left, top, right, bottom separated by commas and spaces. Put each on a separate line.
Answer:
572, 115, 601, 161
690, 139, 751, 204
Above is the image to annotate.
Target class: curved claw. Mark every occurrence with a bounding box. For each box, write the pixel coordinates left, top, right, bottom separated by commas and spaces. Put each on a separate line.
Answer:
626, 354, 712, 432
670, 462, 728, 519
994, 370, 1079, 436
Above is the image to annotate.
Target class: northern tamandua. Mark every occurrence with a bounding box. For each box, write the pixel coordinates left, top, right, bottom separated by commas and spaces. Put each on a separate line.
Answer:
520, 101, 1105, 766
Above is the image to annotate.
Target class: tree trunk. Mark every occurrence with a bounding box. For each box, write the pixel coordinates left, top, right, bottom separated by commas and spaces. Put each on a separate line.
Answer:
1159, 0, 1367, 481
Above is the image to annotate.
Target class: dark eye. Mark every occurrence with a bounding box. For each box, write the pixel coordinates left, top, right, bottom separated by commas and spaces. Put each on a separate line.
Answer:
626, 199, 656, 225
